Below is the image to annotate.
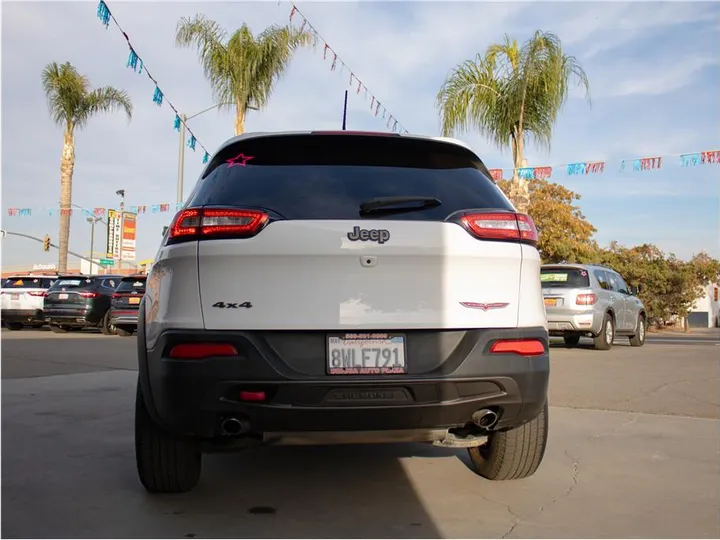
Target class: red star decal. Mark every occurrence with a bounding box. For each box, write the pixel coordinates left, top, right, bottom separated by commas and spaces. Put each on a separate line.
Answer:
226, 153, 255, 168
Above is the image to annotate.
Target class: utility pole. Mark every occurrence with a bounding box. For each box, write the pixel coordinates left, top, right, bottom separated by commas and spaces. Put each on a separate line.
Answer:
86, 216, 102, 274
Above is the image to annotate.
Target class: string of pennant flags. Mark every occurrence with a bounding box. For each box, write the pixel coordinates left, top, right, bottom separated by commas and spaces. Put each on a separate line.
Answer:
485, 149, 719, 182
6, 203, 183, 218
6, 149, 718, 218
286, 2, 409, 134
96, 1, 211, 164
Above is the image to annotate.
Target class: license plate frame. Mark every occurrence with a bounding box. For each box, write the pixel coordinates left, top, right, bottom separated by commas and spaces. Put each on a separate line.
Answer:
58, 293, 69, 300
129, 297, 141, 305
327, 333, 407, 375
544, 297, 558, 307
10, 294, 19, 300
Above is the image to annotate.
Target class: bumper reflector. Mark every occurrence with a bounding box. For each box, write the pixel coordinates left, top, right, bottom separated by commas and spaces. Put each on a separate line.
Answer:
169, 343, 238, 359
490, 339, 545, 356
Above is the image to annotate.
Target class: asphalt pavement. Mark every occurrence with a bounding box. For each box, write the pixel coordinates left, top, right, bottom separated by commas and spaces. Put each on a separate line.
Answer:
1, 328, 718, 538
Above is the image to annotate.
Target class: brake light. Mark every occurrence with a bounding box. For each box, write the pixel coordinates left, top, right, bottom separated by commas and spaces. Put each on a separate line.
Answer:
576, 293, 597, 305
78, 292, 99, 298
490, 339, 545, 356
27, 291, 45, 297
311, 130, 400, 136
169, 343, 238, 360
112, 293, 121, 299
460, 212, 538, 245
169, 208, 269, 243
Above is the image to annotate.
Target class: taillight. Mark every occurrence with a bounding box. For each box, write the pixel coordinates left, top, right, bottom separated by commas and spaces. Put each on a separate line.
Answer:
460, 212, 538, 245
576, 293, 597, 305
112, 293, 123, 299
168, 208, 269, 243
78, 292, 99, 298
490, 339, 545, 356
168, 343, 238, 359
27, 291, 45, 297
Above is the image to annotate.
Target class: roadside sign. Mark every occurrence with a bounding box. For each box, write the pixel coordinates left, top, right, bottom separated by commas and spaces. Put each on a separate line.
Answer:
99, 259, 114, 266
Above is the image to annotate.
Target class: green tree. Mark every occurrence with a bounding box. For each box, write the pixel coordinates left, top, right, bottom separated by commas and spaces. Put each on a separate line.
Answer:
176, 15, 312, 135
436, 31, 590, 212
41, 62, 133, 273
496, 178, 597, 263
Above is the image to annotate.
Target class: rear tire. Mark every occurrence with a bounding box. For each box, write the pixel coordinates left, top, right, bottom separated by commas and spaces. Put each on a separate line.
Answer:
49, 325, 68, 334
100, 312, 114, 335
135, 382, 202, 493
468, 402, 549, 481
563, 334, 580, 347
6, 322, 23, 331
593, 313, 614, 350
116, 325, 134, 337
629, 314, 646, 347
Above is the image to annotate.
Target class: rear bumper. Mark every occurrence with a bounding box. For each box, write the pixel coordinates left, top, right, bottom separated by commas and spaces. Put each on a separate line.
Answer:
44, 307, 102, 327
546, 310, 599, 335
139, 326, 550, 440
2, 309, 44, 324
109, 309, 139, 326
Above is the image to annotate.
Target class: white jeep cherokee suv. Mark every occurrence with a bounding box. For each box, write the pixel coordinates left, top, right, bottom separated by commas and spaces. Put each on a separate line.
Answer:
135, 131, 550, 493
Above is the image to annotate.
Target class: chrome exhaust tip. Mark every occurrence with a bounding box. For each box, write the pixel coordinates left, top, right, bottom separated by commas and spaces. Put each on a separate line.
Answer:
472, 409, 499, 430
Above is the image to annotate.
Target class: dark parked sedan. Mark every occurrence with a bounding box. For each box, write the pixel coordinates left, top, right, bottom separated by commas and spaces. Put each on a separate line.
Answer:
109, 275, 146, 336
43, 275, 123, 333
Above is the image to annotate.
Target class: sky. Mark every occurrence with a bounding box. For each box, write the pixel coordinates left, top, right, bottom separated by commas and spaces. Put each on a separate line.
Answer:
1, 0, 719, 270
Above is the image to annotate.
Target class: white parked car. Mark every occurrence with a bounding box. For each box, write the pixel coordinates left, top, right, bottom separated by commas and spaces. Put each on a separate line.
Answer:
135, 131, 550, 493
1, 275, 58, 330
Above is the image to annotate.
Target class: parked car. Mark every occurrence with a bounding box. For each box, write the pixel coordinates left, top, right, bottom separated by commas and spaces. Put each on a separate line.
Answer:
109, 275, 146, 336
541, 263, 647, 350
1, 275, 58, 330
135, 130, 550, 493
43, 274, 123, 333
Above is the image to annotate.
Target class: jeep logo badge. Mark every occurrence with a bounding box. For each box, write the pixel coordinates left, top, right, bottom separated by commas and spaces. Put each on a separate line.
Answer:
347, 226, 390, 244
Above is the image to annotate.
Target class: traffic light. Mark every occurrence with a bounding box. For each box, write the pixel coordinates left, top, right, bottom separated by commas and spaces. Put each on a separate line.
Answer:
714, 286, 718, 302
43, 235, 50, 252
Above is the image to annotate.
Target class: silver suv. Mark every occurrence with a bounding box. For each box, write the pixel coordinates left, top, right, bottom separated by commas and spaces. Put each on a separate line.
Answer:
541, 263, 647, 350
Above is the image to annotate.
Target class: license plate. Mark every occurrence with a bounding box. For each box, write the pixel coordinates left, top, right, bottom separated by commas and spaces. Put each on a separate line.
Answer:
544, 298, 557, 307
10, 294, 19, 300
129, 297, 140, 304
327, 333, 406, 375
58, 293, 68, 300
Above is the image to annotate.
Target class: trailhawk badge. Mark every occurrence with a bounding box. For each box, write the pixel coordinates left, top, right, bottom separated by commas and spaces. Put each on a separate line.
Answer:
347, 226, 390, 244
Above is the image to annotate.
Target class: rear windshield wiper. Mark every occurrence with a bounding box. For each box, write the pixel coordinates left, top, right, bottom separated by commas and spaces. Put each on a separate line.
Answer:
359, 196, 441, 216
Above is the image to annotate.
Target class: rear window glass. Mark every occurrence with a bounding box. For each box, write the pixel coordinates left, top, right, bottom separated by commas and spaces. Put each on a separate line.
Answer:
190, 134, 512, 221
116, 278, 146, 293
540, 268, 590, 288
2, 277, 55, 289
48, 277, 96, 291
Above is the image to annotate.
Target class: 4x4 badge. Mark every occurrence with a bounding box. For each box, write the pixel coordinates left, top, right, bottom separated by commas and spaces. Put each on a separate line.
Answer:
347, 226, 390, 244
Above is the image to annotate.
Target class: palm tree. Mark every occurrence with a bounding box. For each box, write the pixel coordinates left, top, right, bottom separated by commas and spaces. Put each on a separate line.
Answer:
436, 31, 590, 213
175, 15, 312, 135
42, 61, 133, 273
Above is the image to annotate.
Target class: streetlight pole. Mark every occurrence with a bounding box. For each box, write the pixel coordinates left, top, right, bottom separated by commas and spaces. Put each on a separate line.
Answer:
176, 103, 258, 204
86, 216, 102, 274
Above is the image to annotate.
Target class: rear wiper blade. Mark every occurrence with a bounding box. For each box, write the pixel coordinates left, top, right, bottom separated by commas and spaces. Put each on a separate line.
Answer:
359, 196, 441, 215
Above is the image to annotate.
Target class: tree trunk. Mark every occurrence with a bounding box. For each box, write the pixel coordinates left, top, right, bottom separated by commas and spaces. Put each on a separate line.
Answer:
234, 98, 246, 136
57, 125, 75, 274
508, 129, 530, 213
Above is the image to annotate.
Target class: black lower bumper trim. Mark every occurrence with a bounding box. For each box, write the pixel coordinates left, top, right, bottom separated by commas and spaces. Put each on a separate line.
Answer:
139, 326, 550, 439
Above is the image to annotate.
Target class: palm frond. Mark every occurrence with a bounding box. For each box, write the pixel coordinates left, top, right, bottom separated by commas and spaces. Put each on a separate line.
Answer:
436, 30, 591, 156
79, 86, 133, 128
176, 15, 232, 106
41, 61, 90, 127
